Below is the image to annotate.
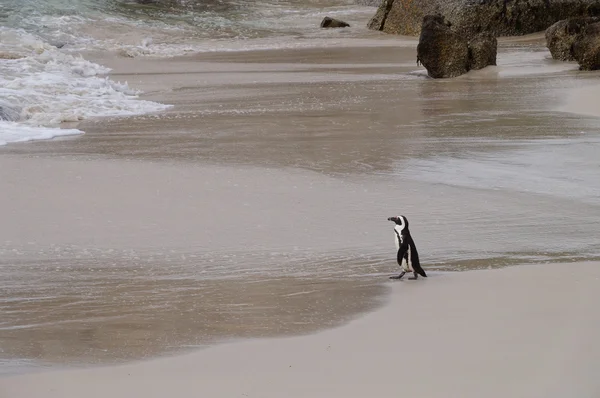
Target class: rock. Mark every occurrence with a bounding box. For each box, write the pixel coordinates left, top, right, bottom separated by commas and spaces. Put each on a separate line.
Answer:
320, 17, 350, 28
369, 0, 600, 38
573, 21, 600, 69
468, 32, 497, 69
368, 0, 426, 35
417, 15, 470, 78
546, 17, 600, 60
416, 15, 497, 78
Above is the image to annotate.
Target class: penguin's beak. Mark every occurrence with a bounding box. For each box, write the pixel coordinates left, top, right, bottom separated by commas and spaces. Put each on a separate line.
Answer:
387, 216, 398, 222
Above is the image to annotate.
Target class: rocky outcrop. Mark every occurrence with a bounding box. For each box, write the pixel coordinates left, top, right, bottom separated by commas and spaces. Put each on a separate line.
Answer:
417, 15, 497, 78
546, 17, 600, 68
369, 0, 600, 38
572, 21, 600, 69
320, 17, 350, 28
468, 32, 497, 70
546, 17, 600, 60
368, 0, 425, 35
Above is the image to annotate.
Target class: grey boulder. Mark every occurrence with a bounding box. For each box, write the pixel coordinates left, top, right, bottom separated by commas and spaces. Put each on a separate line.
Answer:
321, 17, 350, 28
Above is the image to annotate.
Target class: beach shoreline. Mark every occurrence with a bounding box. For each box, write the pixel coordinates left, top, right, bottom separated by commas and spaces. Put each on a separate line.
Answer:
2, 27, 600, 387
2, 261, 599, 398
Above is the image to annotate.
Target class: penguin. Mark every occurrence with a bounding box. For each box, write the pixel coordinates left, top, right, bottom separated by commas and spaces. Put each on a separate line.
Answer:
387, 215, 427, 280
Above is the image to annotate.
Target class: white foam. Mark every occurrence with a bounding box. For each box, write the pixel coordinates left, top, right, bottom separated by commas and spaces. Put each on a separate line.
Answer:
0, 27, 170, 145
26, 3, 387, 58
0, 121, 82, 146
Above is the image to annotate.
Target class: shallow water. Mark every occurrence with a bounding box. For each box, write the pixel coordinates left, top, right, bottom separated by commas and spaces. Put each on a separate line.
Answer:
0, 0, 376, 144
2, 2, 600, 375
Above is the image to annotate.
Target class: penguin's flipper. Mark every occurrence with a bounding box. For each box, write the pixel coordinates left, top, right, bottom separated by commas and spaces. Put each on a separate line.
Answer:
407, 239, 426, 277
413, 262, 427, 278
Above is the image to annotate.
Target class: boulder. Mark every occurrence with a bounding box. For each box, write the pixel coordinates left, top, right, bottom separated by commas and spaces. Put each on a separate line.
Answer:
417, 15, 470, 78
417, 15, 497, 78
573, 21, 600, 69
369, 0, 600, 38
320, 17, 350, 28
468, 32, 497, 70
545, 17, 600, 60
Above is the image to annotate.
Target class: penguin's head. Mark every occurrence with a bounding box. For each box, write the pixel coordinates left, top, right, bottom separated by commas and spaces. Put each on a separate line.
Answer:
387, 215, 408, 229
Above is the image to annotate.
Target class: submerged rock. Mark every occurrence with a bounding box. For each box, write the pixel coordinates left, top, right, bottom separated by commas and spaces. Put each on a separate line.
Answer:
369, 0, 600, 37
546, 17, 600, 60
573, 21, 600, 69
320, 17, 350, 28
417, 15, 497, 78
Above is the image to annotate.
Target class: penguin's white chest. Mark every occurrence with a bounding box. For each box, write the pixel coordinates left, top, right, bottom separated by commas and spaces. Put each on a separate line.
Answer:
393, 226, 414, 272
393, 225, 403, 250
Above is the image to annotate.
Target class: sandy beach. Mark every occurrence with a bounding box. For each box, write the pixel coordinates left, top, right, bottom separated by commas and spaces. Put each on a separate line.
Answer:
2, 261, 599, 398
2, 3, 600, 394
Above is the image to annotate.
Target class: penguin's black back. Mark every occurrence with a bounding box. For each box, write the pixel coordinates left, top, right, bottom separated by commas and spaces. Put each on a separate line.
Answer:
405, 230, 426, 277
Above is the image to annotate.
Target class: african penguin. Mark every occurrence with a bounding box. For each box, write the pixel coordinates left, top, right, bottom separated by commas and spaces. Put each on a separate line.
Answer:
387, 215, 427, 280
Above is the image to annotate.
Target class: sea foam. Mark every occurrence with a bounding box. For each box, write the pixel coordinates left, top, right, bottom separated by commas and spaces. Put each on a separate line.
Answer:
0, 121, 82, 146
0, 27, 170, 146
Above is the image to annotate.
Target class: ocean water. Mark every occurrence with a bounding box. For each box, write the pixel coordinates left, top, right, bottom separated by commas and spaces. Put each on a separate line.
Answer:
0, 0, 375, 145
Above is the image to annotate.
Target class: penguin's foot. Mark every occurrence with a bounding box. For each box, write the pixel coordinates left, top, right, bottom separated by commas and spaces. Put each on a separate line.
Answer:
390, 271, 406, 280
408, 272, 418, 280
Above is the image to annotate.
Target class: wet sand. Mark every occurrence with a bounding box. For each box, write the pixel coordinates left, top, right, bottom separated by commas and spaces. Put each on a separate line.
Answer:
561, 82, 600, 117
2, 261, 600, 398
2, 36, 600, 376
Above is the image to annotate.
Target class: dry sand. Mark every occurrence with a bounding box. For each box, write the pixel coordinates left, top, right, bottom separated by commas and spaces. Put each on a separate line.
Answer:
2, 261, 599, 398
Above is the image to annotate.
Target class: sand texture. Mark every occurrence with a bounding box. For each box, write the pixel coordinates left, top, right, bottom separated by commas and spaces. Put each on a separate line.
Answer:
2, 261, 599, 398
561, 82, 600, 117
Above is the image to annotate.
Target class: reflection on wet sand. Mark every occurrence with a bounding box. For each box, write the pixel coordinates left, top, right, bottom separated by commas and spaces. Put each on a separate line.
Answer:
1, 256, 385, 367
